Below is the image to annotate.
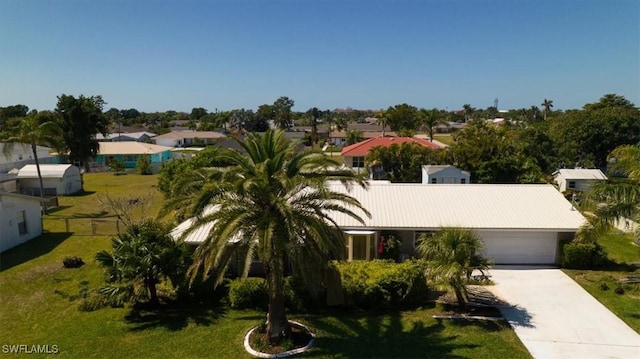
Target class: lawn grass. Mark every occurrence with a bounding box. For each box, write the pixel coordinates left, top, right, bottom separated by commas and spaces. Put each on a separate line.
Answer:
433, 134, 455, 146
0, 172, 530, 358
563, 232, 640, 333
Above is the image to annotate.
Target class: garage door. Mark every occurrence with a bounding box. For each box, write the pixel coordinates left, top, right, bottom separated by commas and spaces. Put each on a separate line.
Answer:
478, 231, 558, 265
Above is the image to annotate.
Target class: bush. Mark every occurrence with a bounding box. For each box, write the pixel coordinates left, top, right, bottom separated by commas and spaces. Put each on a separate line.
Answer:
561, 242, 607, 269
335, 259, 428, 309
136, 155, 152, 175
228, 278, 268, 310
63, 256, 85, 268
378, 231, 402, 262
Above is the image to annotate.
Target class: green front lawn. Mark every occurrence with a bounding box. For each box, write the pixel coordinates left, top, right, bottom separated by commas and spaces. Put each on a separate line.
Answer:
563, 232, 640, 333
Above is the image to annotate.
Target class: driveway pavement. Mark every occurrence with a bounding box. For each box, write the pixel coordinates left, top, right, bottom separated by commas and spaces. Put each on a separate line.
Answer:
487, 266, 640, 359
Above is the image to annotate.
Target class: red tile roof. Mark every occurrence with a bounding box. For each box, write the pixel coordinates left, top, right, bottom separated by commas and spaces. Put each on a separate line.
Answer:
341, 136, 442, 156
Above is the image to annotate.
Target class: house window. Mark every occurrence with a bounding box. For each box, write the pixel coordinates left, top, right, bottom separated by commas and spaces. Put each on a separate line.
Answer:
124, 155, 137, 162
352, 157, 365, 168
568, 181, 576, 189
431, 178, 437, 184
17, 210, 27, 235
460, 178, 466, 184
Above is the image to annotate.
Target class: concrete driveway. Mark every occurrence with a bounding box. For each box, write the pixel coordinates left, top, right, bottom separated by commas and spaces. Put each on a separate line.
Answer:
487, 266, 640, 359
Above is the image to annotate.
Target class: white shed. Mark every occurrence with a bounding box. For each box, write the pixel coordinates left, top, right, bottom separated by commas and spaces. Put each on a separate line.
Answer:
553, 168, 607, 192
421, 165, 471, 184
0, 192, 44, 252
17, 164, 82, 196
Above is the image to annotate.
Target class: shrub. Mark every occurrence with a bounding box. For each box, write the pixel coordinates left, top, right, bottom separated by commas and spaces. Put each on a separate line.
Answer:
136, 155, 152, 175
614, 286, 625, 295
228, 278, 268, 310
378, 231, 402, 262
335, 259, 428, 309
284, 276, 317, 312
63, 256, 85, 268
561, 242, 607, 269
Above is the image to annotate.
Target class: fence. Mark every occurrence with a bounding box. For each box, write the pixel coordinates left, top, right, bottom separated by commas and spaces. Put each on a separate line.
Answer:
44, 217, 122, 236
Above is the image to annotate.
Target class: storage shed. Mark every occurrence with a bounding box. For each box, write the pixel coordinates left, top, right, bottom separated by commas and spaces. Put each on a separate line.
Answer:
17, 164, 82, 196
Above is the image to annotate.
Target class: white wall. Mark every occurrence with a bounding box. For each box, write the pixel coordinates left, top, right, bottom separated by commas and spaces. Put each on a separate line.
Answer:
0, 195, 43, 252
422, 166, 470, 184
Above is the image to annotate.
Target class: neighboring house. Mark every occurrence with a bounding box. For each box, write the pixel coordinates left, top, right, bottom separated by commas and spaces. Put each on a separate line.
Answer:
171, 183, 585, 265
0, 143, 54, 173
341, 137, 441, 172
17, 164, 82, 196
421, 165, 470, 184
553, 168, 607, 192
96, 131, 156, 142
152, 131, 226, 148
92, 142, 173, 172
0, 191, 44, 252
328, 131, 398, 147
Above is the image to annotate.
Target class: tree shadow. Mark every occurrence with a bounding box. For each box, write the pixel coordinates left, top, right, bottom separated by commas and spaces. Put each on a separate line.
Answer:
70, 211, 116, 219
299, 309, 477, 358
495, 304, 534, 329
0, 232, 72, 272
44, 206, 73, 214
66, 190, 96, 197
124, 300, 226, 332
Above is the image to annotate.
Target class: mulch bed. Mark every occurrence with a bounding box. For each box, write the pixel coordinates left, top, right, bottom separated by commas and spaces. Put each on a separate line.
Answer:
248, 322, 313, 355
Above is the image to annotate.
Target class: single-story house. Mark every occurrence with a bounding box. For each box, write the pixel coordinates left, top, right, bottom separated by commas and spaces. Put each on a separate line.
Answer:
90, 142, 173, 172
152, 131, 226, 148
96, 131, 156, 142
341, 137, 442, 172
171, 182, 586, 265
17, 164, 82, 196
0, 191, 44, 252
553, 168, 607, 192
0, 142, 54, 173
328, 131, 398, 147
421, 165, 470, 184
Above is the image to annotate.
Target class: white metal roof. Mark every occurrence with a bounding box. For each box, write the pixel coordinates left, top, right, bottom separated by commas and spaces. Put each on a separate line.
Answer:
17, 164, 77, 179
327, 182, 586, 231
98, 142, 173, 155
553, 169, 607, 180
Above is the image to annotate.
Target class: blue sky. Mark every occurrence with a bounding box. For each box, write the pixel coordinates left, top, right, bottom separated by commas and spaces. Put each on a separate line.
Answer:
1, 0, 638, 112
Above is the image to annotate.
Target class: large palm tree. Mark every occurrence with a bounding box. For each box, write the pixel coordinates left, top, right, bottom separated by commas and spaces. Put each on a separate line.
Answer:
164, 129, 369, 344
419, 108, 446, 142
1, 110, 61, 214
541, 99, 553, 121
376, 110, 390, 137
417, 228, 490, 310
586, 144, 640, 244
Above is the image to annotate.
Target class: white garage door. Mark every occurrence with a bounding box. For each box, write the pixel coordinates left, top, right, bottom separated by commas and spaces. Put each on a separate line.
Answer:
479, 231, 558, 265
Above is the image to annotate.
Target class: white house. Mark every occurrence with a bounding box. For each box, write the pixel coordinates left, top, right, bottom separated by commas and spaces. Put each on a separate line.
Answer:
553, 168, 607, 192
17, 164, 82, 196
96, 131, 156, 142
152, 131, 226, 148
0, 192, 44, 252
171, 182, 586, 265
0, 143, 53, 173
421, 165, 470, 184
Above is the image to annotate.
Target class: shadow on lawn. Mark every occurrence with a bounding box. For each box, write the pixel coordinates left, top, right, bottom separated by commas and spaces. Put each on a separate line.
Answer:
301, 309, 478, 358
125, 301, 226, 332
0, 232, 72, 272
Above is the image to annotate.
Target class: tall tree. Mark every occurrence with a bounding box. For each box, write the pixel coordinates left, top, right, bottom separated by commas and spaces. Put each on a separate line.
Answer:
385, 103, 419, 131
307, 107, 320, 145
419, 108, 446, 142
375, 110, 390, 136
272, 96, 294, 129
1, 110, 61, 213
541, 99, 553, 121
0, 104, 29, 131
365, 142, 445, 182
164, 130, 369, 344
462, 104, 474, 122
55, 94, 109, 173
417, 228, 490, 310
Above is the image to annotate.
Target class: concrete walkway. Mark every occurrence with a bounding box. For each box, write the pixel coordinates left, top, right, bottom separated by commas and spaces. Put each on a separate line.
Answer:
487, 266, 640, 359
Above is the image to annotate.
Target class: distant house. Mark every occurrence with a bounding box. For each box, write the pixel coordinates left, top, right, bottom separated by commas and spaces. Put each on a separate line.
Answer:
92, 142, 173, 172
96, 131, 156, 142
152, 131, 226, 148
421, 165, 470, 184
328, 131, 398, 147
0, 143, 53, 173
17, 164, 82, 196
341, 137, 441, 172
0, 191, 44, 253
553, 169, 607, 192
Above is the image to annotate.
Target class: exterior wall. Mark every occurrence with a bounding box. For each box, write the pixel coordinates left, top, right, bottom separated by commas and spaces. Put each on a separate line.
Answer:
558, 178, 597, 192
422, 167, 470, 184
154, 138, 179, 147
19, 168, 82, 195
0, 195, 43, 252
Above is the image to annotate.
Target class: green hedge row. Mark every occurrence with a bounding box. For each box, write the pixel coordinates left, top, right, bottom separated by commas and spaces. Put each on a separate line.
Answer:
561, 242, 607, 269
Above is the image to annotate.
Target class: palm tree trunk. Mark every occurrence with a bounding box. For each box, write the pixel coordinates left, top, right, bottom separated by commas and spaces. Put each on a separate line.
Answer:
452, 282, 466, 311
264, 255, 291, 344
146, 275, 159, 305
31, 142, 48, 215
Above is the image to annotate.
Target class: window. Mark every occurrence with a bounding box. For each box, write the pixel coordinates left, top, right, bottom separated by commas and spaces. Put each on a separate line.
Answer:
124, 155, 137, 162
460, 178, 466, 184
352, 157, 365, 168
568, 181, 576, 189
17, 210, 27, 235
431, 178, 437, 184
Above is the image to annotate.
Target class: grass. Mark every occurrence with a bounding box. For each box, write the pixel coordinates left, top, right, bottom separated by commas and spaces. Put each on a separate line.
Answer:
433, 134, 455, 146
0, 172, 530, 358
563, 232, 640, 333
